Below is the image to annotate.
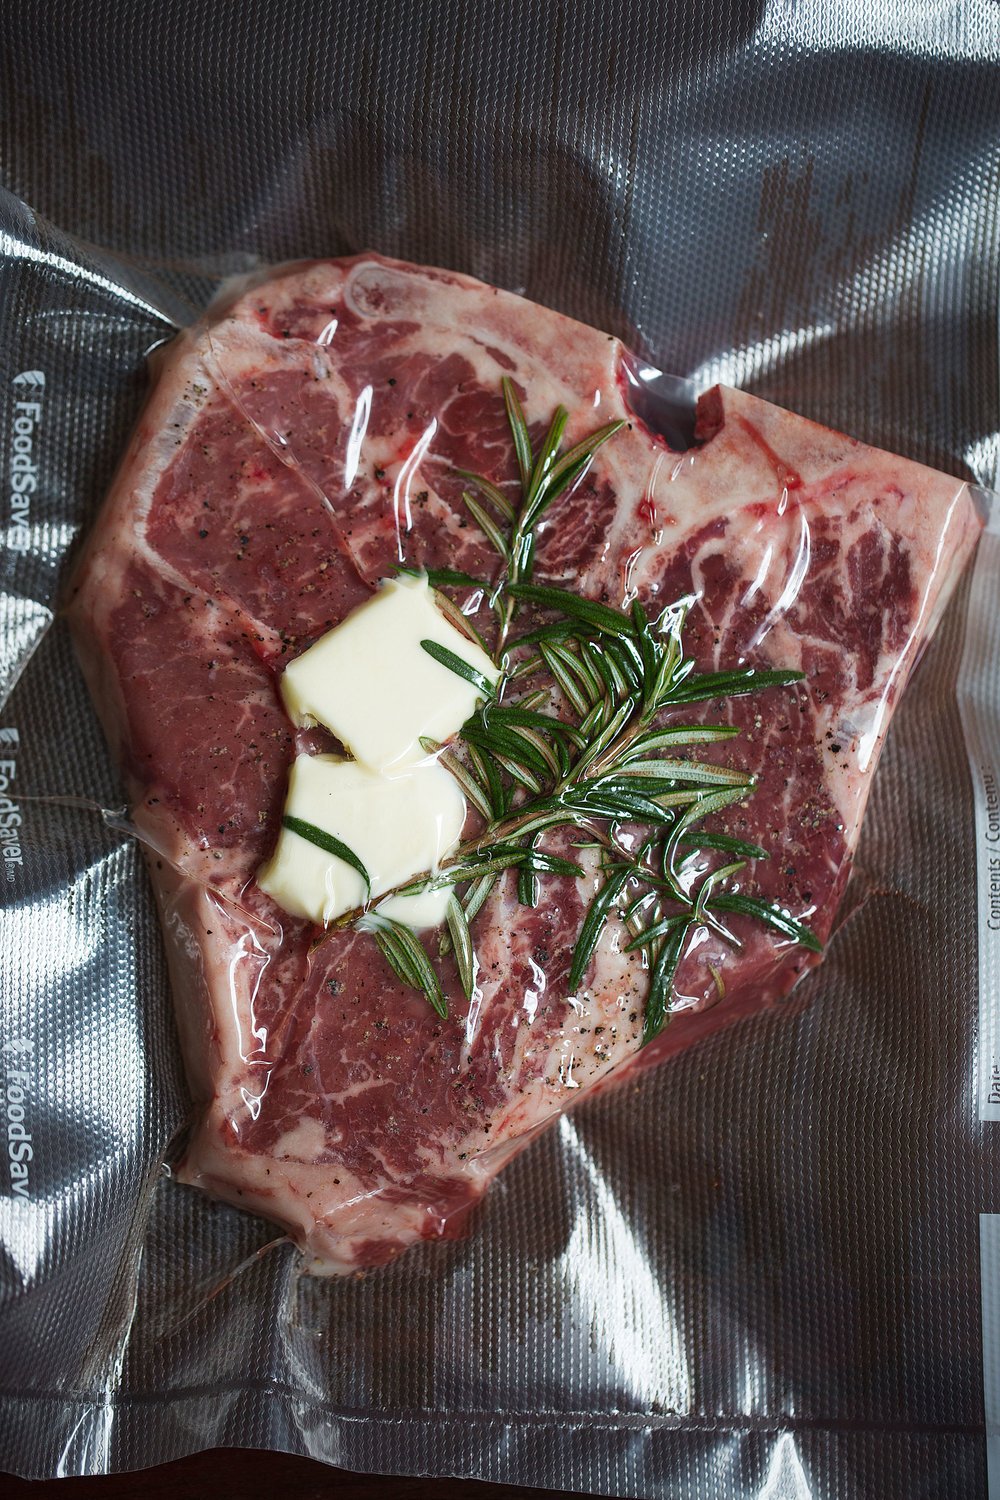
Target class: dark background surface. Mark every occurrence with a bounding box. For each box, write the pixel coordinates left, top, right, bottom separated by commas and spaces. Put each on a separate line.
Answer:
2, 1450, 580, 1498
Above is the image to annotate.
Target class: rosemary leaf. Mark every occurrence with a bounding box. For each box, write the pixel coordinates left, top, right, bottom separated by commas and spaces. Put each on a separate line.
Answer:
502, 376, 534, 491
568, 866, 631, 991
709, 894, 824, 952
461, 488, 511, 559
446, 892, 476, 1001
519, 847, 584, 877
283, 815, 370, 895
517, 835, 540, 907
420, 638, 495, 697
399, 565, 490, 591
509, 582, 637, 639
502, 723, 563, 779
427, 742, 496, 820
625, 724, 740, 755
613, 758, 753, 788
463, 872, 498, 923
526, 406, 568, 506
543, 417, 624, 491
624, 911, 694, 954
668, 666, 805, 704
365, 916, 448, 1017
693, 860, 748, 923
453, 470, 517, 523
683, 832, 768, 860
539, 639, 590, 715
427, 589, 492, 655
643, 921, 691, 1046
467, 742, 508, 817
462, 720, 552, 779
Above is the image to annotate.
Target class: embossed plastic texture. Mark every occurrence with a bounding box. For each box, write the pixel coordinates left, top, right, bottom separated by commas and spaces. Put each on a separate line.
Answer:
1, 3, 999, 1495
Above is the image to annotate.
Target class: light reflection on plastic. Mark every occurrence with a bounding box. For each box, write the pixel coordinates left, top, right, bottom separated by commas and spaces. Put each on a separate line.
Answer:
964, 435, 1000, 491
741, 541, 775, 608
756, 0, 987, 62
462, 965, 485, 1056
0, 843, 148, 1288
56, 1404, 115, 1478
668, 924, 720, 1012
686, 322, 835, 390
5, 520, 78, 556
0, 597, 53, 686
620, 546, 643, 608
225, 920, 271, 1069
392, 419, 438, 562
558, 1115, 692, 1409
343, 384, 372, 488
239, 1086, 264, 1121
856, 484, 970, 774
757, 1431, 814, 1499
316, 316, 338, 346
745, 509, 811, 657
0, 229, 171, 319
521, 955, 545, 1026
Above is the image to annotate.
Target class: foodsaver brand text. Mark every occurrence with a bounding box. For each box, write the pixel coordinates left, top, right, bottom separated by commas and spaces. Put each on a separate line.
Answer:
0, 753, 22, 880
0, 750, 21, 876
2, 1039, 34, 1198
7, 391, 42, 552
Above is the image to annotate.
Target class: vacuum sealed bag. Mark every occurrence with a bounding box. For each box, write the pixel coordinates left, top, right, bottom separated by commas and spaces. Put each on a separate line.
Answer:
3, 3, 1000, 1495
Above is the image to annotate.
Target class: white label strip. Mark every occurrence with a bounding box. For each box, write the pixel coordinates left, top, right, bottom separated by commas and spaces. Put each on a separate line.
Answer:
982, 1215, 1000, 1495
956, 507, 1000, 1122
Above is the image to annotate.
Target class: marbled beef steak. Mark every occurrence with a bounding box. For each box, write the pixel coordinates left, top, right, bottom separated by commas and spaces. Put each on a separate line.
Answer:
68, 255, 982, 1272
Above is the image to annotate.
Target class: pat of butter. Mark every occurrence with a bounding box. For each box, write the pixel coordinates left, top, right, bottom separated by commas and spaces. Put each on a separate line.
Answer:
257, 752, 465, 928
280, 574, 498, 772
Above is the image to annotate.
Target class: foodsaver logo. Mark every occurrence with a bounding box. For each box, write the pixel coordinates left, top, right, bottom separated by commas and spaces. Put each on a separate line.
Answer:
2, 1037, 34, 1199
0, 732, 23, 881
7, 370, 45, 553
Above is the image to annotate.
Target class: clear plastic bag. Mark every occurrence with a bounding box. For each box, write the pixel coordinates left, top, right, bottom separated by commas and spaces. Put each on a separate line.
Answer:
2, 4, 1000, 1495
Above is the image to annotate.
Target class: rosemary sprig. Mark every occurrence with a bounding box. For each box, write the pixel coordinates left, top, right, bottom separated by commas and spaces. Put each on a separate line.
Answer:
340, 378, 820, 1042
456, 378, 625, 653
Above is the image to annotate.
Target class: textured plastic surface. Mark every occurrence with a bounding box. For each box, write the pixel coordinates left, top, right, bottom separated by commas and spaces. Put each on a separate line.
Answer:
2, 3, 1000, 1495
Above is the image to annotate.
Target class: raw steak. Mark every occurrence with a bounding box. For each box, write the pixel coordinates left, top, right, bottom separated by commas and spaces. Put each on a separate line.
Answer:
67, 254, 982, 1273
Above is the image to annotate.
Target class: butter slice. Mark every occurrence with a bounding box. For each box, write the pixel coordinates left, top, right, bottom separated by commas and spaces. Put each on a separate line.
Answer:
280, 574, 498, 772
257, 752, 466, 928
